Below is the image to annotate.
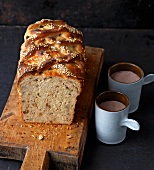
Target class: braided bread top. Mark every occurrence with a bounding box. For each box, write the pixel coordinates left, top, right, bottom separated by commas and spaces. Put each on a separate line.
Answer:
17, 19, 86, 82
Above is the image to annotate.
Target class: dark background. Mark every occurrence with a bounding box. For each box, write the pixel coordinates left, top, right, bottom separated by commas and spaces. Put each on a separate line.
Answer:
0, 1, 154, 170
0, 0, 154, 29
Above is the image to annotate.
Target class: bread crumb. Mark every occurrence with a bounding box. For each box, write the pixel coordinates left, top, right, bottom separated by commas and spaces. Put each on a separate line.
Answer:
38, 134, 44, 140
67, 135, 72, 139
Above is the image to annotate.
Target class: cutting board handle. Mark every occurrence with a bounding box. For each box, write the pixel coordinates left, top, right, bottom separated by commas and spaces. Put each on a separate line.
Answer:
21, 146, 49, 170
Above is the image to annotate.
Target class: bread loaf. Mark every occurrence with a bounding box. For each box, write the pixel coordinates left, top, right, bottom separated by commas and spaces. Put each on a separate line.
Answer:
17, 19, 86, 124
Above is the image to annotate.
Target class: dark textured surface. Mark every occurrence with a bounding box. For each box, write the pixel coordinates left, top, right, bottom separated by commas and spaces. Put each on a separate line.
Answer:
0, 0, 154, 28
0, 26, 154, 169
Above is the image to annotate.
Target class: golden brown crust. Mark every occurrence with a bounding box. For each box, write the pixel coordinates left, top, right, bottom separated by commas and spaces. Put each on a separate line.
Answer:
24, 19, 83, 40
17, 19, 86, 82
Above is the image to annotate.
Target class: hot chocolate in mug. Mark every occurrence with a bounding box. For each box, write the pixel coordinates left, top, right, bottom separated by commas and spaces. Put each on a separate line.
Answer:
95, 91, 140, 145
108, 62, 154, 113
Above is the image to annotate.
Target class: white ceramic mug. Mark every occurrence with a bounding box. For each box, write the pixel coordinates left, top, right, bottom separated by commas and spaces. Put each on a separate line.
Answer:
95, 91, 140, 145
108, 62, 154, 113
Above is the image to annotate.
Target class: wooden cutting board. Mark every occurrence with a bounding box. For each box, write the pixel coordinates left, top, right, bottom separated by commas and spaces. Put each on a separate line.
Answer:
0, 46, 104, 170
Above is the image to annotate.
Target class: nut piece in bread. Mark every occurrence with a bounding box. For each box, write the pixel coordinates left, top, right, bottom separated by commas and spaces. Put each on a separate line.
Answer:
17, 19, 86, 124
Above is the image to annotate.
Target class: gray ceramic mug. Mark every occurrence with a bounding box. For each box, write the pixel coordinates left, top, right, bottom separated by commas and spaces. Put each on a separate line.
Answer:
95, 91, 140, 144
108, 62, 154, 113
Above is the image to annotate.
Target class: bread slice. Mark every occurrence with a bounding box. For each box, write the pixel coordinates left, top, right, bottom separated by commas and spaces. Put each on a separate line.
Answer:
18, 75, 82, 124
17, 19, 86, 124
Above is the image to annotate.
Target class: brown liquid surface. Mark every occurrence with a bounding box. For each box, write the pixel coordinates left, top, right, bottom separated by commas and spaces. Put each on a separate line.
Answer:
111, 71, 140, 84
99, 100, 126, 112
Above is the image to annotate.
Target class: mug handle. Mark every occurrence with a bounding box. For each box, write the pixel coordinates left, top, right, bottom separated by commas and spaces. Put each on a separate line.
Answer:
120, 119, 140, 131
143, 74, 154, 85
